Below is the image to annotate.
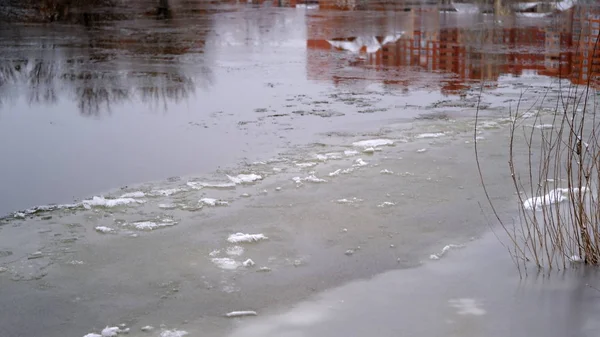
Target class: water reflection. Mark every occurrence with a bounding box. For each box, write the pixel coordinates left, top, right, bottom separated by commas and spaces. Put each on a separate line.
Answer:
0, 1, 214, 115
306, 4, 600, 94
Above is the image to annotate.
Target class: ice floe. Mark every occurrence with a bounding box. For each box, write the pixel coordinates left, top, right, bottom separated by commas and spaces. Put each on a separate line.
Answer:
415, 133, 445, 139
227, 174, 263, 184
95, 226, 115, 234
228, 233, 269, 243
187, 181, 237, 190
380, 169, 394, 174
243, 259, 256, 267
140, 326, 154, 332
200, 198, 229, 206
292, 175, 327, 184
429, 244, 464, 260
211, 257, 242, 270
82, 196, 144, 209
362, 147, 375, 154
158, 203, 178, 210
522, 187, 588, 210
101, 326, 121, 337
344, 150, 359, 156
335, 197, 363, 204
296, 162, 317, 168
130, 220, 177, 231
148, 188, 186, 197
352, 139, 394, 148
120, 191, 146, 198
226, 310, 258, 318
353, 158, 368, 167
416, 148, 427, 153
160, 329, 189, 337
377, 201, 395, 207
226, 246, 244, 256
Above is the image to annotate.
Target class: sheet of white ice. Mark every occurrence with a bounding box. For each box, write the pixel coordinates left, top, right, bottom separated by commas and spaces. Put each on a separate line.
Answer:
227, 246, 244, 256
211, 257, 242, 270
131, 221, 177, 231
429, 244, 465, 260
415, 133, 445, 139
228, 233, 268, 243
82, 196, 144, 209
226, 310, 258, 318
160, 330, 189, 337
293, 175, 327, 184
200, 198, 228, 206
228, 174, 263, 184
352, 139, 394, 148
95, 226, 115, 234
522, 187, 588, 210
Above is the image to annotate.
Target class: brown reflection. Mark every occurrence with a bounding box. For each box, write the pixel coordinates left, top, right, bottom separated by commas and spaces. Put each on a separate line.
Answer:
0, 1, 215, 115
306, 4, 600, 94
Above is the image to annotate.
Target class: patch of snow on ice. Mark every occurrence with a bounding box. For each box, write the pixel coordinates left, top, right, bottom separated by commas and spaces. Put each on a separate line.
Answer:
120, 191, 145, 198
228, 233, 269, 243
95, 226, 115, 234
353, 158, 368, 167
430, 244, 465, 260
226, 310, 258, 318
131, 221, 176, 231
200, 198, 228, 206
415, 133, 445, 139
101, 326, 120, 337
160, 329, 189, 337
82, 196, 144, 209
211, 257, 241, 270
352, 139, 394, 148
227, 174, 263, 184
296, 162, 317, 168
226, 246, 244, 256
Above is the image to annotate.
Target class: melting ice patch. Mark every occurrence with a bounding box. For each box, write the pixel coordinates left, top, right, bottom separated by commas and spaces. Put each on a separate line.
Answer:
228, 233, 268, 243
292, 175, 327, 184
352, 139, 394, 148
415, 133, 445, 139
429, 244, 464, 260
448, 298, 486, 316
211, 257, 242, 270
228, 174, 263, 184
200, 198, 229, 206
160, 329, 189, 337
522, 187, 588, 210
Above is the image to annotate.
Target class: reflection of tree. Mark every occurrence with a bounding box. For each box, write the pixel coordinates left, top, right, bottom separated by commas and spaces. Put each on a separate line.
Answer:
0, 0, 214, 116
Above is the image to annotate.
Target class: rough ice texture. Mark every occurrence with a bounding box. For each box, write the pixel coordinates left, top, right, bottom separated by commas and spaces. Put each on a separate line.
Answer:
82, 196, 144, 209
120, 191, 146, 198
187, 181, 236, 190
228, 233, 269, 243
131, 221, 176, 231
352, 139, 394, 147
522, 187, 587, 210
101, 326, 120, 337
226, 246, 244, 256
160, 330, 189, 337
148, 188, 186, 197
200, 198, 228, 206
296, 162, 317, 168
225, 310, 258, 318
292, 175, 327, 184
243, 259, 256, 267
415, 133, 445, 139
353, 158, 368, 167
211, 257, 241, 270
430, 244, 464, 260
227, 174, 263, 184
95, 226, 115, 234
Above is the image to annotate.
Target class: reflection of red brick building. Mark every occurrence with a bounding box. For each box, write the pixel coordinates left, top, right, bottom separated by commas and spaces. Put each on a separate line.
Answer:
305, 5, 600, 93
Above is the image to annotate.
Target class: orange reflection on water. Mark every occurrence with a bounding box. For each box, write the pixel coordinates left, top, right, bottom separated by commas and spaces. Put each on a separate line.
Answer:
306, 4, 600, 94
